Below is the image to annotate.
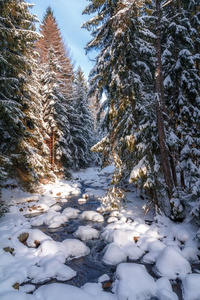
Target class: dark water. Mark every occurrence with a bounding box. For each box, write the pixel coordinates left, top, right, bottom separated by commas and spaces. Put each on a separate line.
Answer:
29, 181, 187, 299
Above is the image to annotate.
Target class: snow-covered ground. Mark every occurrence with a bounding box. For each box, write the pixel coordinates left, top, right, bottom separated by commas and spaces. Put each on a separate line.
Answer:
0, 166, 200, 300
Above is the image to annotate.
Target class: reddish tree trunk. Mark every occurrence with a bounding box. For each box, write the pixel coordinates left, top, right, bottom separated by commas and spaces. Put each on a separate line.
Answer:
51, 129, 55, 167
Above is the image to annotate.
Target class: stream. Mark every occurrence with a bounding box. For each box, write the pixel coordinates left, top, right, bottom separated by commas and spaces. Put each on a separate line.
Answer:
28, 178, 185, 300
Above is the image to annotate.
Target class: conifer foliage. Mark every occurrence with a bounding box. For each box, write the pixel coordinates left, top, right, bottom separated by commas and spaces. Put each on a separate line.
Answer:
73, 67, 97, 167
0, 3, 97, 190
0, 0, 50, 189
36, 8, 95, 174
83, 0, 200, 220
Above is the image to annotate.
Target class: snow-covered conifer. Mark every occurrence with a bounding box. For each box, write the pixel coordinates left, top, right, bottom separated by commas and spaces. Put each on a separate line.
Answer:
0, 0, 51, 189
83, 0, 161, 199
73, 67, 98, 167
162, 0, 200, 217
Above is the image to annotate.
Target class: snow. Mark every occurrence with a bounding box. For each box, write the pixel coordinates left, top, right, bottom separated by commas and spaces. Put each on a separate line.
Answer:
0, 166, 199, 300
81, 210, 104, 222
32, 258, 76, 283
74, 225, 99, 241
182, 274, 200, 300
156, 277, 178, 300
122, 244, 144, 260
34, 283, 94, 300
129, 157, 147, 182
31, 207, 80, 228
103, 243, 127, 265
155, 246, 192, 279
1, 179, 82, 215
113, 263, 156, 300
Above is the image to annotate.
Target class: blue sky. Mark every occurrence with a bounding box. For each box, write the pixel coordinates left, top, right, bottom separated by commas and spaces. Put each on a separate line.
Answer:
27, 0, 95, 78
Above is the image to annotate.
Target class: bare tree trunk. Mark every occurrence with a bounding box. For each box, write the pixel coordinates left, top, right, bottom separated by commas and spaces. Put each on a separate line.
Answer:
51, 129, 55, 168
155, 0, 174, 201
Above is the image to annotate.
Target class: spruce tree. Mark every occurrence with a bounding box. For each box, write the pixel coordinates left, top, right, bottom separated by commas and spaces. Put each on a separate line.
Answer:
36, 8, 77, 174
0, 0, 51, 189
73, 67, 97, 167
162, 0, 200, 218
36, 7, 74, 100
83, 0, 161, 196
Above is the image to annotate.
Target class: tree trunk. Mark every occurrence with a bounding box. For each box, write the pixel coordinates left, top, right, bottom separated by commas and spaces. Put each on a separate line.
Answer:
155, 0, 174, 201
51, 129, 55, 167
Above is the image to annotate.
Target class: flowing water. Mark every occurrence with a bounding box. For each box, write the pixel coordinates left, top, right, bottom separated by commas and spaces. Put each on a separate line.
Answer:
29, 180, 187, 299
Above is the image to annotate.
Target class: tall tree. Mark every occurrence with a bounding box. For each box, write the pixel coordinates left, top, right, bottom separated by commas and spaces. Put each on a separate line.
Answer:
73, 67, 97, 167
36, 7, 77, 173
162, 0, 200, 217
83, 0, 200, 218
36, 7, 74, 100
0, 0, 51, 189
154, 0, 174, 214
83, 0, 162, 199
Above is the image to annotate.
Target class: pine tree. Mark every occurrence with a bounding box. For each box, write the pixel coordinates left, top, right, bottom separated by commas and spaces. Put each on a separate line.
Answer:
73, 67, 97, 167
36, 7, 78, 174
41, 47, 76, 175
162, 0, 200, 218
36, 7, 74, 100
83, 0, 161, 196
83, 0, 200, 217
0, 0, 51, 189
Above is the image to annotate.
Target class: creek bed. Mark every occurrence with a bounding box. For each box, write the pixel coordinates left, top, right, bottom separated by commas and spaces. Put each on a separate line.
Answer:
29, 182, 187, 300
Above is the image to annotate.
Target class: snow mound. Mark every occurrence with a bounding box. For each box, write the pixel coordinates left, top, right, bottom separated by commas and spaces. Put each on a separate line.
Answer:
103, 243, 127, 265
78, 198, 87, 204
74, 225, 99, 241
82, 282, 117, 299
113, 263, 156, 300
122, 244, 144, 260
26, 229, 52, 247
32, 258, 76, 283
31, 207, 80, 228
156, 277, 178, 300
155, 246, 191, 279
0, 291, 36, 300
34, 283, 94, 300
81, 282, 102, 295
31, 210, 62, 227
62, 207, 80, 219
111, 229, 131, 247
81, 211, 104, 222
107, 217, 118, 223
182, 274, 200, 300
37, 240, 65, 257
62, 239, 90, 260
37, 239, 90, 260
84, 188, 106, 198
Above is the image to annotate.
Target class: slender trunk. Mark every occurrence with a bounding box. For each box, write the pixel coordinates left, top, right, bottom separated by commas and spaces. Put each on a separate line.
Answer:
169, 151, 178, 187
51, 129, 55, 167
174, 0, 185, 189
155, 0, 174, 201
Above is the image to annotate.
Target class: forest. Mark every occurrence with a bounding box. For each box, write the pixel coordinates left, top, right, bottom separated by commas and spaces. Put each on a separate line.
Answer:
0, 0, 200, 300
0, 0, 199, 223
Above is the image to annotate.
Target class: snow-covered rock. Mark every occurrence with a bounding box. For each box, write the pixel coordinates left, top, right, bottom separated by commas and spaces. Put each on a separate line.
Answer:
62, 207, 80, 219
34, 283, 94, 300
32, 258, 76, 283
61, 239, 90, 260
103, 243, 127, 265
113, 263, 156, 300
155, 246, 191, 279
156, 277, 178, 300
74, 225, 99, 241
122, 244, 144, 260
182, 274, 200, 300
81, 211, 104, 223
